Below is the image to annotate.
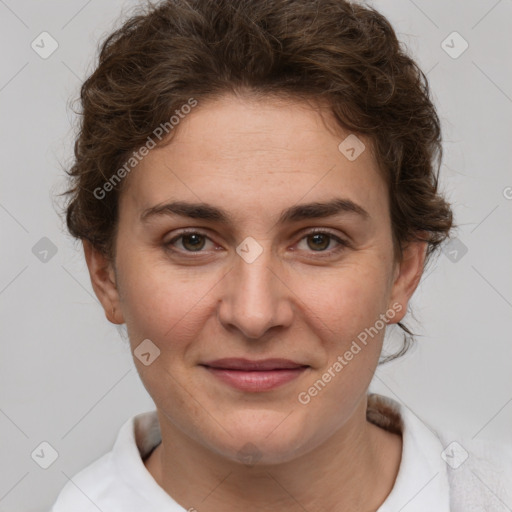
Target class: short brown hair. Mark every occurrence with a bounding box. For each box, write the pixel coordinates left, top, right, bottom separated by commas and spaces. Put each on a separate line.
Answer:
62, 0, 453, 358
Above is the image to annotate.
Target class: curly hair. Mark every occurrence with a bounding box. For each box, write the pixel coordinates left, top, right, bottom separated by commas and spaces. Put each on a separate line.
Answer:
62, 0, 453, 360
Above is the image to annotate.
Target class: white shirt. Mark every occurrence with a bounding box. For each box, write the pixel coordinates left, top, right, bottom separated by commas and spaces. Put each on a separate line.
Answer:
50, 394, 512, 511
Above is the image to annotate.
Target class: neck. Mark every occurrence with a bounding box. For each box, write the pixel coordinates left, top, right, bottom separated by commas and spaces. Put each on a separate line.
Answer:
144, 398, 402, 512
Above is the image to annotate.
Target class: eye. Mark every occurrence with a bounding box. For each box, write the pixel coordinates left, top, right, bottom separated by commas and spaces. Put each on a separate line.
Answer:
164, 228, 349, 257
165, 230, 215, 253
296, 229, 348, 256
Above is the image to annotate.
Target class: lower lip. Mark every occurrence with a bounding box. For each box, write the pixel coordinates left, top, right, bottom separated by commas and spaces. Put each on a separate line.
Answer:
202, 366, 308, 392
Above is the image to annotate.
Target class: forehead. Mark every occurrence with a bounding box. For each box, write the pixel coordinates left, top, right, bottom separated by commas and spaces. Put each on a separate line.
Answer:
120, 94, 388, 223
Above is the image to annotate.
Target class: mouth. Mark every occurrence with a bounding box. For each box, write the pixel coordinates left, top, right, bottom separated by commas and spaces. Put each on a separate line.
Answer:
200, 358, 310, 392
201, 358, 309, 371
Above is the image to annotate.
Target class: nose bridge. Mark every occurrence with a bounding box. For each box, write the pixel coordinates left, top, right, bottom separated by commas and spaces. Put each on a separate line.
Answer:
218, 241, 292, 339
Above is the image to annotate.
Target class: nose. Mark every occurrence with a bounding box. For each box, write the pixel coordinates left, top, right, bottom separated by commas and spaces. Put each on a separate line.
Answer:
217, 248, 294, 340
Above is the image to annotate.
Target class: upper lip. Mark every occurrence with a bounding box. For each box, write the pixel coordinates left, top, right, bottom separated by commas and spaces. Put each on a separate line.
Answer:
201, 358, 309, 371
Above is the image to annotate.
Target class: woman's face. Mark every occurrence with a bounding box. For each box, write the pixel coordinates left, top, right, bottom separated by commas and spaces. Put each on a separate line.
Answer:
88, 94, 424, 464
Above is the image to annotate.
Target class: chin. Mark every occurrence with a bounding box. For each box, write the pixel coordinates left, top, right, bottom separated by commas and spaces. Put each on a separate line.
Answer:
208, 413, 312, 465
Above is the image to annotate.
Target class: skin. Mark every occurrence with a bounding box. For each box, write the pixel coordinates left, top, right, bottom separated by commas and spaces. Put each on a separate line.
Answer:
84, 93, 426, 512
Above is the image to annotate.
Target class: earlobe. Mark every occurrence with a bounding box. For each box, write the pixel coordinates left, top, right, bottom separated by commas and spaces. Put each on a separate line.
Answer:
388, 240, 427, 323
83, 240, 125, 324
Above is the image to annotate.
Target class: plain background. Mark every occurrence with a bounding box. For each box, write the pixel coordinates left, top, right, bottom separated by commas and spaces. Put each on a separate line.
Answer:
0, 0, 511, 510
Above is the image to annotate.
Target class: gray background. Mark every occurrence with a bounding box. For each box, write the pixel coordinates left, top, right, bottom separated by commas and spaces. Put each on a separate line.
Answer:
0, 0, 511, 510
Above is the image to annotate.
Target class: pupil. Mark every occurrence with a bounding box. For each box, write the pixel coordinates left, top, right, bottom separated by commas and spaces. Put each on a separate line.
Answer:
183, 234, 205, 251
309, 234, 329, 251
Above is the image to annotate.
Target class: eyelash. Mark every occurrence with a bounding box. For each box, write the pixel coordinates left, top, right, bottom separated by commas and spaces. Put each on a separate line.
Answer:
164, 228, 349, 258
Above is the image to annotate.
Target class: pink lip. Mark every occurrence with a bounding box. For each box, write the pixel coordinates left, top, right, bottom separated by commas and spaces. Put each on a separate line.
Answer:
200, 358, 309, 392
201, 358, 307, 371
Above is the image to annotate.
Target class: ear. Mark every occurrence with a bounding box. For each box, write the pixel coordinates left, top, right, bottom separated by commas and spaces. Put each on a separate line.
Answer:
387, 240, 427, 324
83, 240, 125, 324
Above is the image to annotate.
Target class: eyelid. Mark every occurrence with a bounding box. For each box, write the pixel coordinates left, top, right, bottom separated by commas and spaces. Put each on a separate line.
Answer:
300, 226, 345, 238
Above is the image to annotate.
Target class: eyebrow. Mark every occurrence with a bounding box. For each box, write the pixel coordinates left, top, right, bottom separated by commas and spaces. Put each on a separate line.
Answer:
140, 197, 369, 225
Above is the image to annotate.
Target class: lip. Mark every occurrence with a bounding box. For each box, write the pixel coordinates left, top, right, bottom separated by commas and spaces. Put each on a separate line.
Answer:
201, 358, 308, 371
200, 358, 310, 392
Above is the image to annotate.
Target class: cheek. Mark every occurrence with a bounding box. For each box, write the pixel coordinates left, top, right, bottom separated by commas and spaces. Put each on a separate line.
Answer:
117, 252, 392, 349
295, 261, 392, 339
116, 255, 219, 348
292, 267, 392, 426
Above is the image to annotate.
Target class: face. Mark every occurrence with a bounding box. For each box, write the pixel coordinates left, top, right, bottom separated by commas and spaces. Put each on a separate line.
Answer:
86, 94, 425, 465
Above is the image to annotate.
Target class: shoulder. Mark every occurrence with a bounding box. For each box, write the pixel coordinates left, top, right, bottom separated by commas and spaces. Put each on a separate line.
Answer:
436, 429, 512, 507
368, 393, 512, 510
50, 411, 160, 511
50, 451, 116, 511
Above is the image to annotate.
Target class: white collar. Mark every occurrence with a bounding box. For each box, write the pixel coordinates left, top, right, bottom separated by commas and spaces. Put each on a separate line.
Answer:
368, 394, 451, 511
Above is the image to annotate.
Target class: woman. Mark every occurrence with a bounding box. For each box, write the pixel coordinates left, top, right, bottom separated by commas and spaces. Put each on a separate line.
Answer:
51, 0, 512, 510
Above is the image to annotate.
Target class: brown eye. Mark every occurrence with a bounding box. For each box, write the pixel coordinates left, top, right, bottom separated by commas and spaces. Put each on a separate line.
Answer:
165, 231, 214, 253
180, 233, 206, 251
295, 229, 349, 257
306, 233, 331, 251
